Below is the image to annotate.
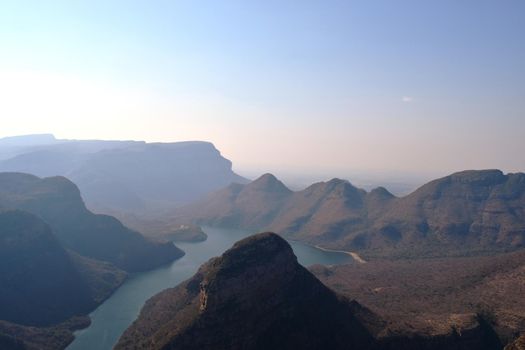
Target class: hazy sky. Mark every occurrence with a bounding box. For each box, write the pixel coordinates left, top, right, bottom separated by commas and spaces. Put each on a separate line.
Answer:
1, 1, 524, 178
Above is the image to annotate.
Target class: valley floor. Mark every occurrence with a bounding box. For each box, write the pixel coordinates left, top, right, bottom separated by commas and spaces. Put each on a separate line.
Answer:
311, 249, 525, 345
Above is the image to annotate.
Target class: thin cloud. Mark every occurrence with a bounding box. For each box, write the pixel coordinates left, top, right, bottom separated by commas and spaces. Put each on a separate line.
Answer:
402, 96, 414, 103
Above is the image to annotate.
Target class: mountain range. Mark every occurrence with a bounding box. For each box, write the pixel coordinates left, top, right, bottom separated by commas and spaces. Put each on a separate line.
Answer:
176, 169, 525, 258
0, 134, 247, 222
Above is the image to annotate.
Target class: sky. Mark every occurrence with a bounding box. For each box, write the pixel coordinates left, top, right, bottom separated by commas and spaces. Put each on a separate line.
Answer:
0, 0, 524, 180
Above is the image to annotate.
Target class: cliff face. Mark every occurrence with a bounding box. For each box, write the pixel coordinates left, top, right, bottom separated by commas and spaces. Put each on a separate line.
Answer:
116, 232, 379, 350
0, 172, 184, 272
179, 170, 525, 258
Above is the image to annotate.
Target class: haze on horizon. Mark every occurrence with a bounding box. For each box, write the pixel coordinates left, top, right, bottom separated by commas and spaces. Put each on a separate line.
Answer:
1, 1, 524, 179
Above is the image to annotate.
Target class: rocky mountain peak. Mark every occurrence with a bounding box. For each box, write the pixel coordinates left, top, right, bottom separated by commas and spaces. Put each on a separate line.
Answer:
116, 232, 378, 350
247, 173, 292, 194
198, 233, 297, 312
369, 186, 395, 199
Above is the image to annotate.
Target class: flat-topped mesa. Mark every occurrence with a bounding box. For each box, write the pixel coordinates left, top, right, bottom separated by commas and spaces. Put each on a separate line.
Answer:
449, 169, 506, 184
0, 134, 57, 146
116, 232, 379, 350
0, 137, 248, 216
409, 169, 509, 200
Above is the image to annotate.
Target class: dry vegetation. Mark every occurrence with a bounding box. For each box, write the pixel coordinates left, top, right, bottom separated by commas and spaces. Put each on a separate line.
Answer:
311, 249, 525, 344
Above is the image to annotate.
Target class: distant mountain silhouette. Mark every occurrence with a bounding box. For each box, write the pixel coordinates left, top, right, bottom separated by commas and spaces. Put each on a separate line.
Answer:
0, 135, 248, 217
177, 169, 525, 258
116, 232, 502, 350
0, 134, 57, 149
0, 172, 184, 271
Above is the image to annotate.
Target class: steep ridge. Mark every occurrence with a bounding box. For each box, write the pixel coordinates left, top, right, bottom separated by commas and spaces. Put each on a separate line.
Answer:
0, 172, 184, 271
115, 233, 379, 350
178, 170, 525, 258
116, 233, 502, 350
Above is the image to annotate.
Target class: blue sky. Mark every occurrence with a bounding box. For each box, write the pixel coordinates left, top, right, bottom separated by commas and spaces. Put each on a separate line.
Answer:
0, 0, 524, 178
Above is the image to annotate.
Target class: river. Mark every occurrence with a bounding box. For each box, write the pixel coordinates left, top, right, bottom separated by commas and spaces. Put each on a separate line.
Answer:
67, 227, 353, 350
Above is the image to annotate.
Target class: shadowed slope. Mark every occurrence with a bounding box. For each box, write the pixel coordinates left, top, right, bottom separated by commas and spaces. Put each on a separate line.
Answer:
0, 172, 184, 271
0, 209, 126, 349
0, 210, 93, 326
